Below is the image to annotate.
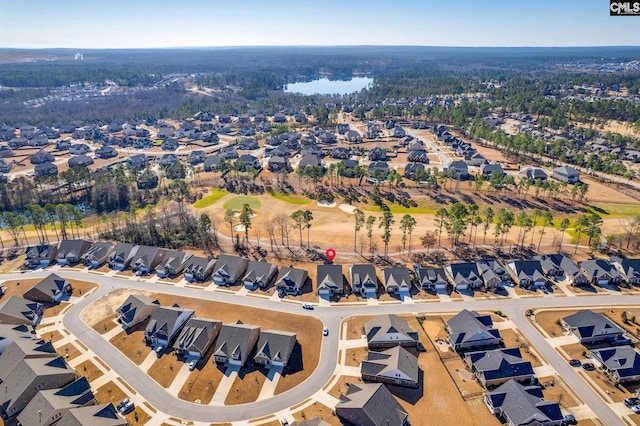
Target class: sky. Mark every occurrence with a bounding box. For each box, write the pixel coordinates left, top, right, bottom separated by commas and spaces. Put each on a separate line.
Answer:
1, 0, 639, 49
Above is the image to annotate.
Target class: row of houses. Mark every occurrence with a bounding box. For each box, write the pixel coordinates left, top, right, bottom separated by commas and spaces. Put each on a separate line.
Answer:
0, 336, 126, 425
444, 310, 565, 425
115, 294, 297, 369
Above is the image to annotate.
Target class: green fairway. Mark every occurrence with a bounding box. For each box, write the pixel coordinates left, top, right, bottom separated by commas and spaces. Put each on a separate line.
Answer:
269, 192, 312, 205
193, 188, 229, 209
223, 196, 262, 211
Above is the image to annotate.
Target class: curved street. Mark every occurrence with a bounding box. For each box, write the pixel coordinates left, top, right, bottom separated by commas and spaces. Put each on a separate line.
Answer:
4, 269, 638, 424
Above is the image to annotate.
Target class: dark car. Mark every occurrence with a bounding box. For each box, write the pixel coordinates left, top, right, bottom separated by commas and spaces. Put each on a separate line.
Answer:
624, 397, 640, 408
582, 362, 596, 371
568, 359, 581, 367
563, 414, 577, 425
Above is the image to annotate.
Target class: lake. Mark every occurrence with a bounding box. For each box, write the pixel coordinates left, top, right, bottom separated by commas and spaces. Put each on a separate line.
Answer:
284, 77, 373, 95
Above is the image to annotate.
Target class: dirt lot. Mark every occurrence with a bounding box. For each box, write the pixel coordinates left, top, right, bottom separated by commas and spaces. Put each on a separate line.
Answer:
93, 314, 119, 334
75, 359, 104, 382
344, 346, 368, 367
109, 323, 149, 366
56, 341, 81, 361
148, 352, 182, 388
292, 402, 341, 426
533, 309, 576, 338
538, 375, 578, 408
44, 302, 69, 318
95, 381, 151, 425
328, 375, 363, 399
225, 366, 269, 405
178, 361, 225, 404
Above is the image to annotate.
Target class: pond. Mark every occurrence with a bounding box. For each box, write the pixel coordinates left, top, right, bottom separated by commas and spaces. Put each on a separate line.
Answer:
284, 77, 373, 95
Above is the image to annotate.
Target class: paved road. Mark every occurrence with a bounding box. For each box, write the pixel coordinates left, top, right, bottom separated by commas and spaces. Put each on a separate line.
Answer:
4, 270, 634, 424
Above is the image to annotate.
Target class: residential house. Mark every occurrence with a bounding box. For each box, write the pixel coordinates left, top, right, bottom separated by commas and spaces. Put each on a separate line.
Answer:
414, 265, 448, 291
590, 346, 640, 382
55, 140, 71, 151
188, 150, 205, 165
611, 257, 640, 285
383, 267, 412, 293
0, 340, 56, 376
360, 346, 419, 388
237, 154, 261, 170
213, 321, 260, 367
0, 158, 11, 173
335, 383, 409, 426
25, 244, 58, 267
267, 156, 289, 172
273, 113, 286, 123
298, 154, 321, 170
446, 309, 502, 352
68, 144, 90, 155
17, 377, 94, 426
446, 161, 469, 179
30, 151, 55, 164
243, 260, 278, 290
316, 264, 344, 296
56, 239, 92, 265
67, 155, 94, 169
330, 147, 350, 159
553, 166, 580, 183
219, 146, 238, 160
365, 314, 419, 349
0, 357, 75, 420
173, 317, 222, 361
392, 126, 406, 138
580, 258, 622, 286
367, 161, 389, 183
345, 130, 362, 143
183, 256, 216, 282
506, 260, 547, 289
465, 347, 534, 387
254, 330, 297, 368
203, 155, 222, 172
336, 123, 350, 134
317, 131, 336, 144
155, 250, 192, 278
445, 262, 483, 291
161, 138, 179, 151
404, 163, 425, 180
480, 163, 505, 177
23, 273, 72, 304
57, 403, 127, 426
275, 266, 308, 295
126, 154, 147, 169
212, 254, 249, 286
368, 147, 387, 161
484, 380, 563, 426
237, 138, 259, 150
115, 294, 160, 330
160, 153, 179, 167
561, 310, 625, 344
522, 167, 547, 181
535, 254, 588, 286
350, 264, 378, 297
477, 259, 510, 290
129, 245, 167, 276
35, 162, 58, 177
95, 145, 117, 159
0, 296, 44, 326
81, 242, 114, 268
144, 305, 195, 351
0, 324, 35, 353
407, 150, 428, 163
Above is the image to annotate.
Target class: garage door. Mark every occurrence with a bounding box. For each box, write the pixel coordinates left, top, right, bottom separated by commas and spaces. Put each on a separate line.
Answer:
598, 279, 609, 286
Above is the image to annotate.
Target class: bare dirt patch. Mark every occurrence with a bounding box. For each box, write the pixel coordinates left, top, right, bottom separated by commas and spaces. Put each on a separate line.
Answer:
109, 326, 149, 366
82, 287, 149, 327
292, 402, 341, 425
56, 342, 81, 361
42, 330, 65, 343
0, 278, 39, 298
148, 352, 182, 388
75, 359, 104, 382
343, 315, 374, 340
178, 362, 225, 404
93, 314, 119, 334
533, 309, 576, 337
344, 347, 368, 367
328, 375, 363, 399
500, 328, 543, 367
538, 375, 579, 408
224, 366, 268, 405
67, 278, 98, 296
44, 302, 69, 318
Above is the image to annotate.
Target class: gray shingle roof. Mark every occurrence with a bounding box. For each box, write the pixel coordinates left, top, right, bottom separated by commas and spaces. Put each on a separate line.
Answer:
116, 294, 159, 326
23, 273, 71, 302
58, 403, 127, 426
214, 321, 260, 366
213, 254, 250, 282
57, 239, 92, 261
81, 242, 114, 265
145, 305, 195, 342
17, 377, 94, 426
485, 380, 563, 425
275, 266, 308, 291
365, 314, 418, 346
0, 296, 43, 325
336, 383, 408, 426
173, 317, 222, 355
591, 346, 640, 379
383, 267, 412, 291
183, 256, 216, 280
351, 264, 378, 289
446, 309, 501, 349
316, 264, 343, 293
243, 260, 278, 286
466, 347, 534, 382
361, 346, 418, 384
254, 330, 297, 366
562, 310, 624, 339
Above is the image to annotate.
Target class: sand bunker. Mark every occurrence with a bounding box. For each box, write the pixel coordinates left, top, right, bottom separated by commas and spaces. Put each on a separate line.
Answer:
338, 204, 356, 214
317, 200, 337, 208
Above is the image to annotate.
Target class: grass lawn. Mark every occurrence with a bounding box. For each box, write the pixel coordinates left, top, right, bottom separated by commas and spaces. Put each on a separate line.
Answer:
193, 188, 229, 208
224, 366, 268, 405
269, 192, 312, 205
178, 362, 225, 404
223, 196, 262, 210
363, 203, 437, 215
147, 352, 181, 388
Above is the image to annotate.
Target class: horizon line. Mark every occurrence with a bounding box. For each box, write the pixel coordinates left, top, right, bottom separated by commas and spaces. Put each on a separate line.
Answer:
2, 44, 640, 50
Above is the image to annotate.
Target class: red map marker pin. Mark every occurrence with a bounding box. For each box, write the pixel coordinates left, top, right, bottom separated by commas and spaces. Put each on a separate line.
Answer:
325, 248, 336, 263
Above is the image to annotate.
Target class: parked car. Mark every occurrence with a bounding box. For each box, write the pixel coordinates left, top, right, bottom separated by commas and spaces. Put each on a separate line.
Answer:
568, 359, 581, 367
323, 326, 329, 336
624, 397, 640, 408
117, 398, 135, 415
632, 405, 640, 414
582, 362, 595, 371
188, 360, 197, 371
302, 303, 314, 310
562, 414, 577, 425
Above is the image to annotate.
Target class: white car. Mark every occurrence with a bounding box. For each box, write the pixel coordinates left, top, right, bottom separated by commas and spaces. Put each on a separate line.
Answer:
302, 303, 314, 310
323, 327, 329, 336
188, 360, 196, 371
